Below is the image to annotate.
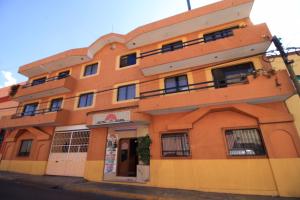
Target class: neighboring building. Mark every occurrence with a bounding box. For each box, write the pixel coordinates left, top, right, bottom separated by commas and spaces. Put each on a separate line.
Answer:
0, 86, 19, 159
0, 0, 300, 197
271, 52, 300, 137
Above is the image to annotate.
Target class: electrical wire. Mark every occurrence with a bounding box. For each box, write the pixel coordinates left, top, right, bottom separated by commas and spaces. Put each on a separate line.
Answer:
0, 47, 298, 113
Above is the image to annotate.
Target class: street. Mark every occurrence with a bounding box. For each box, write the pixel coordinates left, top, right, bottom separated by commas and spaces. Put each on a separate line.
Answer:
0, 179, 136, 200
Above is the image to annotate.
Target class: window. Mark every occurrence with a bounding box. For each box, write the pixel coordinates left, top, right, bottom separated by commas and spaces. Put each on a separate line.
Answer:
164, 75, 189, 94
204, 26, 239, 43
225, 128, 266, 156
161, 133, 190, 157
18, 140, 32, 156
120, 53, 137, 68
212, 62, 254, 88
50, 98, 63, 112
0, 129, 5, 145
296, 75, 300, 82
162, 41, 183, 53
117, 84, 136, 101
22, 103, 38, 116
58, 70, 70, 79
84, 63, 98, 76
32, 77, 46, 86
78, 92, 94, 108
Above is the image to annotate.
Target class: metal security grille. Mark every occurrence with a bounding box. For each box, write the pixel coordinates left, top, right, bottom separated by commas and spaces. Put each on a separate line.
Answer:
225, 128, 266, 156
51, 130, 90, 153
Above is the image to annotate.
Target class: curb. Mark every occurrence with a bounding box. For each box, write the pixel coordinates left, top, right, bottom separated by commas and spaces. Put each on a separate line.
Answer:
64, 184, 175, 200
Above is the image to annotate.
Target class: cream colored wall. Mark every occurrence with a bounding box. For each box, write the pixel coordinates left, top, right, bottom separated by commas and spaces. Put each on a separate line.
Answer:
272, 54, 300, 137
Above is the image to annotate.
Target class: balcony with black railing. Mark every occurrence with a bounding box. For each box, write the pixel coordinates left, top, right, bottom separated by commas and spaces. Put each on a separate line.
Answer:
13, 74, 76, 102
0, 108, 70, 129
138, 70, 295, 114
138, 24, 272, 76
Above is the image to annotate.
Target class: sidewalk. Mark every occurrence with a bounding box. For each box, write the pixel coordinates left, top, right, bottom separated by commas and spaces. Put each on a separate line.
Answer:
0, 171, 299, 200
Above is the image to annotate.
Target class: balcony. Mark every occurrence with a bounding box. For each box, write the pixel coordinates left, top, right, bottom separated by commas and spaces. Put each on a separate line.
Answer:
14, 75, 76, 102
139, 23, 272, 76
138, 70, 295, 114
0, 109, 70, 129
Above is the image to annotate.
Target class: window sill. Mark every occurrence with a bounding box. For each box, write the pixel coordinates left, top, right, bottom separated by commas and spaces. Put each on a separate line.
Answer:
226, 155, 267, 159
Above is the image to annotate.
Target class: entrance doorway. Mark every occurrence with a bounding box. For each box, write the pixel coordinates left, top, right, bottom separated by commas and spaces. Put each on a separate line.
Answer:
117, 138, 138, 177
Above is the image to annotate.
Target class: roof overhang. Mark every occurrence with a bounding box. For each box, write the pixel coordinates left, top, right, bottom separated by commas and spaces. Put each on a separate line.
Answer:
126, 0, 254, 49
19, 48, 91, 78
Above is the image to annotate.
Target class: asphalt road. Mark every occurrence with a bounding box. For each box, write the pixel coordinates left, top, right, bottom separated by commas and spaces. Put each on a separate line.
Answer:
0, 179, 136, 200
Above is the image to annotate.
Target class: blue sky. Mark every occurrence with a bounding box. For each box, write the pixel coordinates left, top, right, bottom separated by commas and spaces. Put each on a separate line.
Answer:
0, 0, 299, 87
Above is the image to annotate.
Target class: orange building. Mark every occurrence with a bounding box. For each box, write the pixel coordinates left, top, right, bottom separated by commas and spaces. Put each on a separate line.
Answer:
0, 86, 19, 159
0, 0, 300, 197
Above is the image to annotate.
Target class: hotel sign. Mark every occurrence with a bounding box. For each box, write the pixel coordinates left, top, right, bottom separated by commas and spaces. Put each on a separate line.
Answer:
93, 111, 131, 126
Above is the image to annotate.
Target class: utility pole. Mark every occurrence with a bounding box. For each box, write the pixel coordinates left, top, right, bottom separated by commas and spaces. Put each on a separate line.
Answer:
272, 35, 300, 96
186, 0, 191, 10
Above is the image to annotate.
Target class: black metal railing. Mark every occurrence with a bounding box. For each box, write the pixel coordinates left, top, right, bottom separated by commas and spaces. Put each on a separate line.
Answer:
22, 74, 70, 88
137, 27, 238, 59
138, 37, 206, 59
12, 108, 62, 119
139, 74, 248, 99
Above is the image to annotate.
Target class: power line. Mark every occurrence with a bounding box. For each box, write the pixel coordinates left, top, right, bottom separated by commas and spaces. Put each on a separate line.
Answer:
0, 47, 298, 113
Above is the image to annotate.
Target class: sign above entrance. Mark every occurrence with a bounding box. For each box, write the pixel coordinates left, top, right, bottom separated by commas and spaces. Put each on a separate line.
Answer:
92, 111, 131, 126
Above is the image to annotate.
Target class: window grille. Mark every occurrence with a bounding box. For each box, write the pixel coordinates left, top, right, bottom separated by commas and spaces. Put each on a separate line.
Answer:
51, 130, 90, 153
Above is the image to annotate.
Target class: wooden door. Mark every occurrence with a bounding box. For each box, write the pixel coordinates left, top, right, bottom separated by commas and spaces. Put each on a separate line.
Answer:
117, 138, 137, 177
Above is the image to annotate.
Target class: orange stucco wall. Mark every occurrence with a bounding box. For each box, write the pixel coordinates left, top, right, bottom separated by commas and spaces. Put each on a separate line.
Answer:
1, 0, 300, 197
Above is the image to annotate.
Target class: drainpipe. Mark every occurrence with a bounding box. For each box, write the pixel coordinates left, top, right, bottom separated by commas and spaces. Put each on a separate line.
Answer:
272, 36, 300, 96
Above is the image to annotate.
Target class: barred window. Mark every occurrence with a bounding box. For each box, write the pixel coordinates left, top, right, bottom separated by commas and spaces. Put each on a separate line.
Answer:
225, 128, 266, 156
161, 133, 190, 157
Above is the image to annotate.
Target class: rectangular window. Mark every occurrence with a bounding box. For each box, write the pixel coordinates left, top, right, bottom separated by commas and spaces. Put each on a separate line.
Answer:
212, 62, 254, 88
84, 63, 98, 76
78, 92, 94, 108
117, 84, 136, 101
164, 75, 189, 94
296, 75, 300, 81
120, 53, 137, 68
50, 98, 63, 112
32, 77, 46, 86
18, 140, 32, 156
162, 41, 183, 53
58, 70, 70, 79
0, 129, 5, 145
225, 128, 266, 156
204, 26, 239, 43
161, 133, 190, 157
22, 103, 38, 116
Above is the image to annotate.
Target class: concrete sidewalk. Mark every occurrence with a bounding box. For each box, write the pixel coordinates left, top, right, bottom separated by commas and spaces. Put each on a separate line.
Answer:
0, 171, 299, 200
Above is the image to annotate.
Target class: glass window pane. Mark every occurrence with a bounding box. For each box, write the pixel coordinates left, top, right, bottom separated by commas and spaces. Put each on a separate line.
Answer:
178, 75, 188, 91
86, 93, 93, 106
118, 87, 127, 101
165, 77, 176, 93
84, 64, 98, 76
126, 85, 136, 99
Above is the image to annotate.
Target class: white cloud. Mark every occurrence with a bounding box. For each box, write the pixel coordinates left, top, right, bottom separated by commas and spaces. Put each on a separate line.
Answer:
1, 70, 17, 87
